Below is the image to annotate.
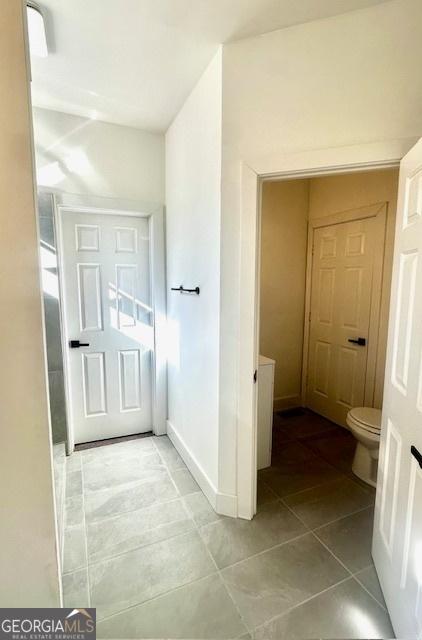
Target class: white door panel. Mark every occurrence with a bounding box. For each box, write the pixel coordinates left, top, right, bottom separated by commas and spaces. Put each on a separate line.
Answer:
373, 138, 422, 639
307, 216, 383, 426
61, 211, 153, 444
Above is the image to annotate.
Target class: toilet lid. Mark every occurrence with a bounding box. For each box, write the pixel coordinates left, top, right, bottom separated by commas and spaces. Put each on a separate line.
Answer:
349, 407, 382, 431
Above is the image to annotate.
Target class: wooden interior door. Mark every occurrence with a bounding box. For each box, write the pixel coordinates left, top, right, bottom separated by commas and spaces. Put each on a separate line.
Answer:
372, 138, 422, 639
307, 215, 382, 426
61, 210, 153, 444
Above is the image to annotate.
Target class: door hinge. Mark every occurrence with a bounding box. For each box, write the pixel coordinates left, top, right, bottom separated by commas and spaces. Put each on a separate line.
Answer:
253, 370, 257, 383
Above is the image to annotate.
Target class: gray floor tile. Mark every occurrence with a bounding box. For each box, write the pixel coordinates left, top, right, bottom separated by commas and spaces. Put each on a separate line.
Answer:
90, 529, 215, 620
97, 574, 247, 639
201, 501, 307, 569
65, 469, 83, 499
256, 479, 278, 508
84, 471, 178, 522
86, 498, 195, 562
259, 457, 341, 498
283, 477, 374, 529
281, 411, 340, 440
300, 429, 356, 473
354, 565, 387, 609
171, 468, 200, 496
65, 495, 84, 527
183, 492, 222, 527
63, 525, 87, 574
314, 506, 374, 572
254, 577, 394, 639
81, 437, 155, 464
82, 452, 164, 492
222, 533, 347, 629
66, 453, 82, 472
153, 435, 187, 470
270, 440, 318, 466
62, 568, 89, 608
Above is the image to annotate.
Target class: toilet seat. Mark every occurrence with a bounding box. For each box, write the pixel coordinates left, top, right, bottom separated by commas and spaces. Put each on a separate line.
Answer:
348, 407, 382, 436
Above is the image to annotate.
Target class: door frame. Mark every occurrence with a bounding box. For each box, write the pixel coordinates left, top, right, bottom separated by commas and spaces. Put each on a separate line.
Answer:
237, 139, 416, 520
302, 202, 388, 417
53, 192, 167, 453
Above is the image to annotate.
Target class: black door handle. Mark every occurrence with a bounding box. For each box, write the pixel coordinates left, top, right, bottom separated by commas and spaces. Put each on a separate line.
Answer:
69, 340, 90, 349
348, 337, 366, 346
411, 446, 422, 469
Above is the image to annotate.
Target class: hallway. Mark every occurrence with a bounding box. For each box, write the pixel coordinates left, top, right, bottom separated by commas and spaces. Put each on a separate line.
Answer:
62, 413, 394, 638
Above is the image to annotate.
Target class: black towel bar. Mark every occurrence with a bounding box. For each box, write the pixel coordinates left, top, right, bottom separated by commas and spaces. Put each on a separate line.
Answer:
171, 285, 200, 295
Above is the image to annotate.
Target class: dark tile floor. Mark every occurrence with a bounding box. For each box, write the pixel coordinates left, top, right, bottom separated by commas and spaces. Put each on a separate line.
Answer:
61, 409, 394, 639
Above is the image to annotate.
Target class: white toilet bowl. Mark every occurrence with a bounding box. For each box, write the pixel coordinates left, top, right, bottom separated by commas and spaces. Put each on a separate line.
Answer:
346, 407, 382, 488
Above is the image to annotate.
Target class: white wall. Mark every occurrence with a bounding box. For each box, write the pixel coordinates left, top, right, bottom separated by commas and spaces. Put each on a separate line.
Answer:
219, 0, 422, 500
33, 107, 165, 204
165, 50, 223, 505
0, 1, 60, 605
260, 180, 309, 408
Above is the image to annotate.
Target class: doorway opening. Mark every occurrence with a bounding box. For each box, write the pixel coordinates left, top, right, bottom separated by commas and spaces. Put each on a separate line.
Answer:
256, 167, 399, 516
257, 168, 399, 473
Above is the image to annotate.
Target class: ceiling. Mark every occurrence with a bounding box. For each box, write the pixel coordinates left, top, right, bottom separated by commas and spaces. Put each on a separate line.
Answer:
30, 0, 389, 132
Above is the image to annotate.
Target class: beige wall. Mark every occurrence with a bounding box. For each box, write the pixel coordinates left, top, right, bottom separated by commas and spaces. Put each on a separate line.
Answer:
0, 2, 61, 605
260, 168, 399, 411
259, 180, 309, 407
309, 168, 399, 407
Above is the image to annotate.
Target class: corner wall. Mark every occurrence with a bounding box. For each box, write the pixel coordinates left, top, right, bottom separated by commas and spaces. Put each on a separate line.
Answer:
259, 180, 309, 409
165, 50, 223, 506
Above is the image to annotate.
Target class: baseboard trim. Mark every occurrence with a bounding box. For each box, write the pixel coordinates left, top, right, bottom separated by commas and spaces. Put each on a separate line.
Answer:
166, 420, 237, 518
273, 395, 302, 412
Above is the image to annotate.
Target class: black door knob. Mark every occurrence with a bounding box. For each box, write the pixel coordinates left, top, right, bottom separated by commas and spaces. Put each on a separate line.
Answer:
348, 337, 366, 346
69, 340, 90, 348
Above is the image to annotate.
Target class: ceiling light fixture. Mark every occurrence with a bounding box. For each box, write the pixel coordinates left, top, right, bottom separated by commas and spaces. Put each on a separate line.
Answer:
27, 1, 48, 58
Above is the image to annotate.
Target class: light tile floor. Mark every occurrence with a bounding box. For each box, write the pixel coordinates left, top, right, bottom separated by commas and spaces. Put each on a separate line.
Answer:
62, 411, 394, 639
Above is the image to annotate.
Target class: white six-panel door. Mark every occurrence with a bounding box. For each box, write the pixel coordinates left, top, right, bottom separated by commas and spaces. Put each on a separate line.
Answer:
307, 215, 383, 426
61, 211, 153, 444
373, 139, 422, 639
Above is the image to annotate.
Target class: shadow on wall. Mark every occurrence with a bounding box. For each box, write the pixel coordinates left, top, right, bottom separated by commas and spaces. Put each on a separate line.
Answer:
38, 191, 67, 445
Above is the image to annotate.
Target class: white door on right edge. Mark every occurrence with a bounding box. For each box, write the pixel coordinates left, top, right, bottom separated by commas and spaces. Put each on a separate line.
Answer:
373, 138, 422, 640
307, 216, 378, 426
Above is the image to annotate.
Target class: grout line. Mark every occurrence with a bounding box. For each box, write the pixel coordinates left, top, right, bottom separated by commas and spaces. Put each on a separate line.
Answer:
78, 453, 91, 607
352, 565, 388, 612
84, 522, 199, 569
251, 575, 353, 636
270, 474, 347, 501
151, 436, 251, 636
96, 570, 221, 626
309, 503, 375, 532
309, 531, 353, 578
84, 492, 186, 527
190, 502, 252, 635
208, 530, 312, 573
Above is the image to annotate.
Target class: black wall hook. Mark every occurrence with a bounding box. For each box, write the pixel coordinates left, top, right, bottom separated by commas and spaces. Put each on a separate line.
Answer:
171, 285, 200, 295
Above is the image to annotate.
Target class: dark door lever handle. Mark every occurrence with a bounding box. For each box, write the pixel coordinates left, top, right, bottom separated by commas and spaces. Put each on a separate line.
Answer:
348, 337, 366, 346
69, 340, 90, 349
411, 446, 422, 469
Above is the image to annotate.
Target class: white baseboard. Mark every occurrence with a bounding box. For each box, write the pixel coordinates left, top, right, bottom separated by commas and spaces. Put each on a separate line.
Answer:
273, 395, 302, 412
166, 420, 237, 518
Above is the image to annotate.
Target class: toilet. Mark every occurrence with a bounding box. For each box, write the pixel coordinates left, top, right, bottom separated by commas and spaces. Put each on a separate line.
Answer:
346, 407, 382, 487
